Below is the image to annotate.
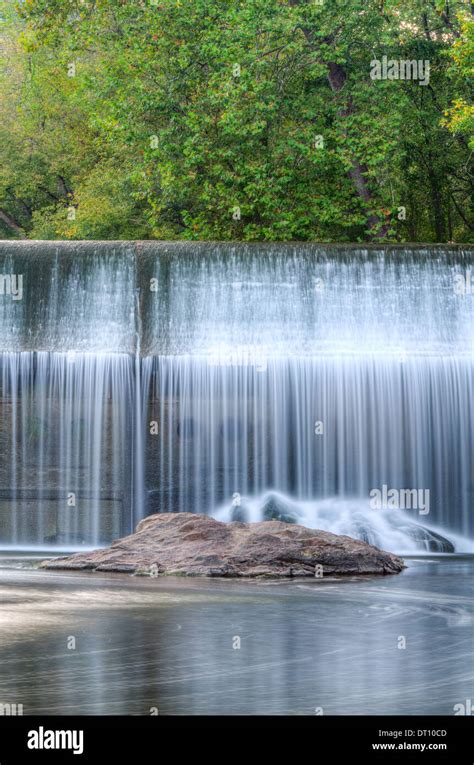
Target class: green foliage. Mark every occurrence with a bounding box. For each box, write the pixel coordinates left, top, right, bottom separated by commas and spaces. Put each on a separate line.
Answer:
0, 0, 472, 242
443, 11, 474, 148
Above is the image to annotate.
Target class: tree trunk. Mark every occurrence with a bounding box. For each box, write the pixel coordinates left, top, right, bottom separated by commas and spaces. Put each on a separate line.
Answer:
327, 63, 389, 239
288, 2, 390, 239
0, 209, 25, 237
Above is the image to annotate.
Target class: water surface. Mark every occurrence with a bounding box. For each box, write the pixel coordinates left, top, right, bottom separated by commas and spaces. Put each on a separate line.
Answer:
0, 556, 472, 715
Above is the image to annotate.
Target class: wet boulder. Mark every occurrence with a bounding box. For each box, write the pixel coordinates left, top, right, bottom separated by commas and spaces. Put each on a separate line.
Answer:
41, 512, 405, 578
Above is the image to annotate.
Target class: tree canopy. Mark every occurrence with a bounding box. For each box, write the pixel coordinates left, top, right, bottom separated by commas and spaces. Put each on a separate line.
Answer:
0, 0, 472, 242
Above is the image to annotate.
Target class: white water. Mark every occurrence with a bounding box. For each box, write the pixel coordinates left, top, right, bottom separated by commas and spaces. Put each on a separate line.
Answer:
0, 244, 472, 553
143, 246, 473, 553
146, 354, 473, 552
0, 352, 133, 546
213, 493, 474, 554
147, 246, 474, 356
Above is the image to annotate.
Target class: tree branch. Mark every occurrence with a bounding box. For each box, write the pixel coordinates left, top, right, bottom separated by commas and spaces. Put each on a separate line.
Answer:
0, 209, 26, 237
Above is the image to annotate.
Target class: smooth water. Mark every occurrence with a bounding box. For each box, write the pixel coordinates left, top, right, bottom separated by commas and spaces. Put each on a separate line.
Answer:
0, 243, 136, 353
0, 244, 472, 551
0, 352, 134, 547
0, 556, 472, 715
147, 355, 473, 546
146, 246, 473, 356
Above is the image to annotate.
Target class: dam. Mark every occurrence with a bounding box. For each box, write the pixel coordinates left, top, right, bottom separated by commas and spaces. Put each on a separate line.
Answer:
0, 241, 472, 552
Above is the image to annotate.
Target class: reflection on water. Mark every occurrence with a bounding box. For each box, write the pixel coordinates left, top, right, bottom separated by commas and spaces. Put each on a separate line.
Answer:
0, 557, 472, 715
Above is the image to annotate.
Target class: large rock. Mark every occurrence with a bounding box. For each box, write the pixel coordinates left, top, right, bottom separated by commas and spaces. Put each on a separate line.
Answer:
40, 513, 405, 577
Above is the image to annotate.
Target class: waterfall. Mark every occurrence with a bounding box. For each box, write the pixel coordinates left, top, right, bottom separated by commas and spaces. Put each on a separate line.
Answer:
0, 352, 133, 548
146, 355, 472, 552
0, 242, 472, 552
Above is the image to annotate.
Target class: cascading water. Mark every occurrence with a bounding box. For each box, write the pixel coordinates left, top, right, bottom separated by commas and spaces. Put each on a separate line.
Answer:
0, 352, 134, 548
143, 245, 473, 553
0, 243, 136, 548
0, 242, 472, 553
146, 355, 472, 552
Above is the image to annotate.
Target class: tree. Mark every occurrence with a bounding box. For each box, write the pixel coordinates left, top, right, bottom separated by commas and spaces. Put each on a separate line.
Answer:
0, 0, 471, 242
